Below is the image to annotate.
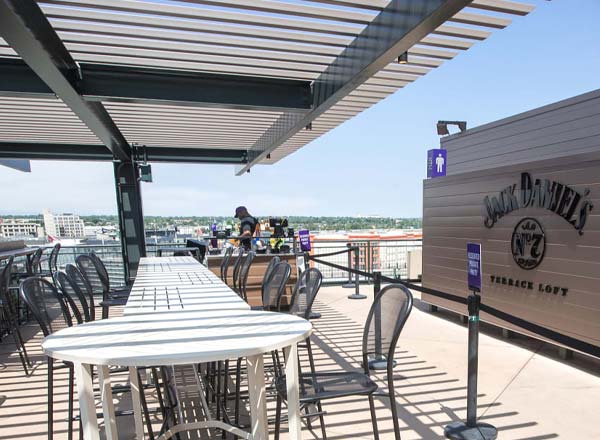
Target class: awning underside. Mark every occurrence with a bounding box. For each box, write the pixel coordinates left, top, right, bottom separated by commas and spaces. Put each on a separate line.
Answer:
0, 0, 534, 173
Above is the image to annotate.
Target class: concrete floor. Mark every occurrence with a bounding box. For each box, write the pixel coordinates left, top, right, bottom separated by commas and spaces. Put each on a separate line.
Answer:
0, 285, 599, 439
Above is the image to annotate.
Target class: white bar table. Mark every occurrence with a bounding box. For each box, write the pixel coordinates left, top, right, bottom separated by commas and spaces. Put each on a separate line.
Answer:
42, 309, 312, 440
125, 256, 250, 315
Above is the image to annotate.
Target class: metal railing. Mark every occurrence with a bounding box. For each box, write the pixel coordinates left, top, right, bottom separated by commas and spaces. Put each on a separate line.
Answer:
308, 239, 422, 282
51, 239, 422, 286
56, 242, 197, 287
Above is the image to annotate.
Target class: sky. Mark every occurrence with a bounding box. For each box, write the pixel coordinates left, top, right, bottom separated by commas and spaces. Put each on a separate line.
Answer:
2, 0, 600, 218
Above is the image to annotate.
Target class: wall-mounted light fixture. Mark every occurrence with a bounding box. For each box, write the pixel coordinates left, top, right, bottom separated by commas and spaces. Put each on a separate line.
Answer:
398, 52, 408, 64
436, 120, 467, 136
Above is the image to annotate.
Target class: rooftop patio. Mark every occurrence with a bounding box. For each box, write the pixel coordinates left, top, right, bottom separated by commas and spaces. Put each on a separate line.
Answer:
2, 284, 598, 439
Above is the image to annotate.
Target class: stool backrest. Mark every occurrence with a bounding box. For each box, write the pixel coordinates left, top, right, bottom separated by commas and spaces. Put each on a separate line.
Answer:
29, 247, 43, 275
220, 246, 234, 283
66, 263, 96, 321
48, 243, 61, 274
0, 256, 15, 314
261, 256, 280, 302
54, 270, 89, 323
76, 254, 106, 295
90, 252, 111, 290
362, 284, 413, 374
239, 251, 255, 301
20, 277, 72, 336
289, 267, 322, 318
232, 248, 245, 291
263, 261, 291, 309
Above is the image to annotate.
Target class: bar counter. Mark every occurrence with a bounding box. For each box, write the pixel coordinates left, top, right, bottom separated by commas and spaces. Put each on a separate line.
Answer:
207, 252, 297, 307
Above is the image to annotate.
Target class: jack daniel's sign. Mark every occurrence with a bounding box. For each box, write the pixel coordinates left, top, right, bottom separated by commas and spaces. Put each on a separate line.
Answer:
483, 172, 594, 235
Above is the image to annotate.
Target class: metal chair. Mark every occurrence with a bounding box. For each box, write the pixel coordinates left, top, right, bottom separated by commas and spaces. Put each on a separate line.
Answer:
20, 277, 156, 440
0, 256, 32, 375
19, 277, 76, 440
231, 247, 245, 293
261, 261, 291, 310
89, 252, 130, 298
261, 255, 281, 303
274, 284, 414, 440
287, 267, 323, 318
65, 263, 96, 321
76, 254, 126, 319
54, 270, 89, 324
39, 243, 61, 277
238, 250, 255, 301
219, 246, 234, 283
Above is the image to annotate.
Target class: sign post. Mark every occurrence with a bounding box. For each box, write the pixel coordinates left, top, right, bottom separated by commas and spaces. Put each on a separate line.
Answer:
298, 229, 311, 252
445, 243, 498, 440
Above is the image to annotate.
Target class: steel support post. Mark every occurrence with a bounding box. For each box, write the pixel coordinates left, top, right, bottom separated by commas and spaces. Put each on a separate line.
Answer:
114, 161, 146, 284
444, 293, 498, 440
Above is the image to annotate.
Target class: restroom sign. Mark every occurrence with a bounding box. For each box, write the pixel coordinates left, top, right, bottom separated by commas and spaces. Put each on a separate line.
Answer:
427, 149, 447, 178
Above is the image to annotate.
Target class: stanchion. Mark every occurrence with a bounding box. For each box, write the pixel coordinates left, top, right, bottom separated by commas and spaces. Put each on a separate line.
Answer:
368, 271, 395, 369
444, 293, 497, 440
342, 243, 355, 288
347, 246, 366, 299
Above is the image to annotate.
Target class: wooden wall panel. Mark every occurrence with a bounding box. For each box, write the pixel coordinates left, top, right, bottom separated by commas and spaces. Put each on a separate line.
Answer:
422, 158, 600, 349
442, 89, 600, 176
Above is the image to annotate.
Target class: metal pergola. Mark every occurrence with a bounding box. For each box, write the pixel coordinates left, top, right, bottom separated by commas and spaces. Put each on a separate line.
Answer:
0, 0, 534, 281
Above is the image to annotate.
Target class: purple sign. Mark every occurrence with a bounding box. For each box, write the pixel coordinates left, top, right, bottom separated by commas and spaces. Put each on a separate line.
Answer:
467, 242, 482, 292
299, 229, 311, 252
427, 149, 447, 178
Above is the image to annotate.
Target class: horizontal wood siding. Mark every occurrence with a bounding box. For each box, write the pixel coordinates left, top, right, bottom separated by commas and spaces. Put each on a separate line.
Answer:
443, 89, 600, 175
422, 154, 600, 350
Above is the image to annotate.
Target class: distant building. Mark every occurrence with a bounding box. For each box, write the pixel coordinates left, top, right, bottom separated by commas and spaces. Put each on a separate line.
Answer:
309, 229, 423, 280
0, 218, 44, 238
43, 209, 85, 238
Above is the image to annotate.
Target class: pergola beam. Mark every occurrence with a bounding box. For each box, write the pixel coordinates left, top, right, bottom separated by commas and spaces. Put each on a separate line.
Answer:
0, 58, 313, 112
237, 0, 472, 175
79, 64, 312, 111
0, 0, 131, 161
0, 141, 249, 164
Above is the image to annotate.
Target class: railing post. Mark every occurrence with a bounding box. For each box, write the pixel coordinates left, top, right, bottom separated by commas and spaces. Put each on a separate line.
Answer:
342, 242, 354, 288
444, 293, 498, 440
347, 246, 366, 300
368, 270, 387, 369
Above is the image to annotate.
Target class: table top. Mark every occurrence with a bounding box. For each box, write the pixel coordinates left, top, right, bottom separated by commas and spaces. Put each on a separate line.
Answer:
0, 246, 39, 260
124, 256, 250, 315
42, 309, 312, 366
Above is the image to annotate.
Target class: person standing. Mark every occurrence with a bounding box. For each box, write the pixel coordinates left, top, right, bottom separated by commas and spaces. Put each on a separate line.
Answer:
234, 206, 258, 250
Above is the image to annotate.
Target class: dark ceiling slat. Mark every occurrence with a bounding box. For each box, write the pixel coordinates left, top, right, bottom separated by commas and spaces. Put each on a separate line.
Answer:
0, 0, 131, 160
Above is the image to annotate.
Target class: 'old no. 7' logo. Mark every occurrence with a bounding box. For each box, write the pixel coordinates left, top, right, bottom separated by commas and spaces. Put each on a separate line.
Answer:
511, 218, 546, 270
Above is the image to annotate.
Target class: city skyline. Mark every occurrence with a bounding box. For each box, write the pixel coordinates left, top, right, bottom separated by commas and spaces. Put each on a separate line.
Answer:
2, 0, 599, 217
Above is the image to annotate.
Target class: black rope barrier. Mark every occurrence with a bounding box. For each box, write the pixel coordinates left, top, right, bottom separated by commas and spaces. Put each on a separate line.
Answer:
309, 256, 371, 278
308, 247, 357, 259
379, 274, 469, 306
308, 253, 600, 358
479, 303, 600, 358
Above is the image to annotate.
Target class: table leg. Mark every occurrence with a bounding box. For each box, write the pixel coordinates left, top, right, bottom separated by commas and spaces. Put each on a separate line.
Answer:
246, 354, 268, 440
283, 345, 302, 440
129, 367, 145, 439
74, 363, 100, 440
97, 366, 118, 440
